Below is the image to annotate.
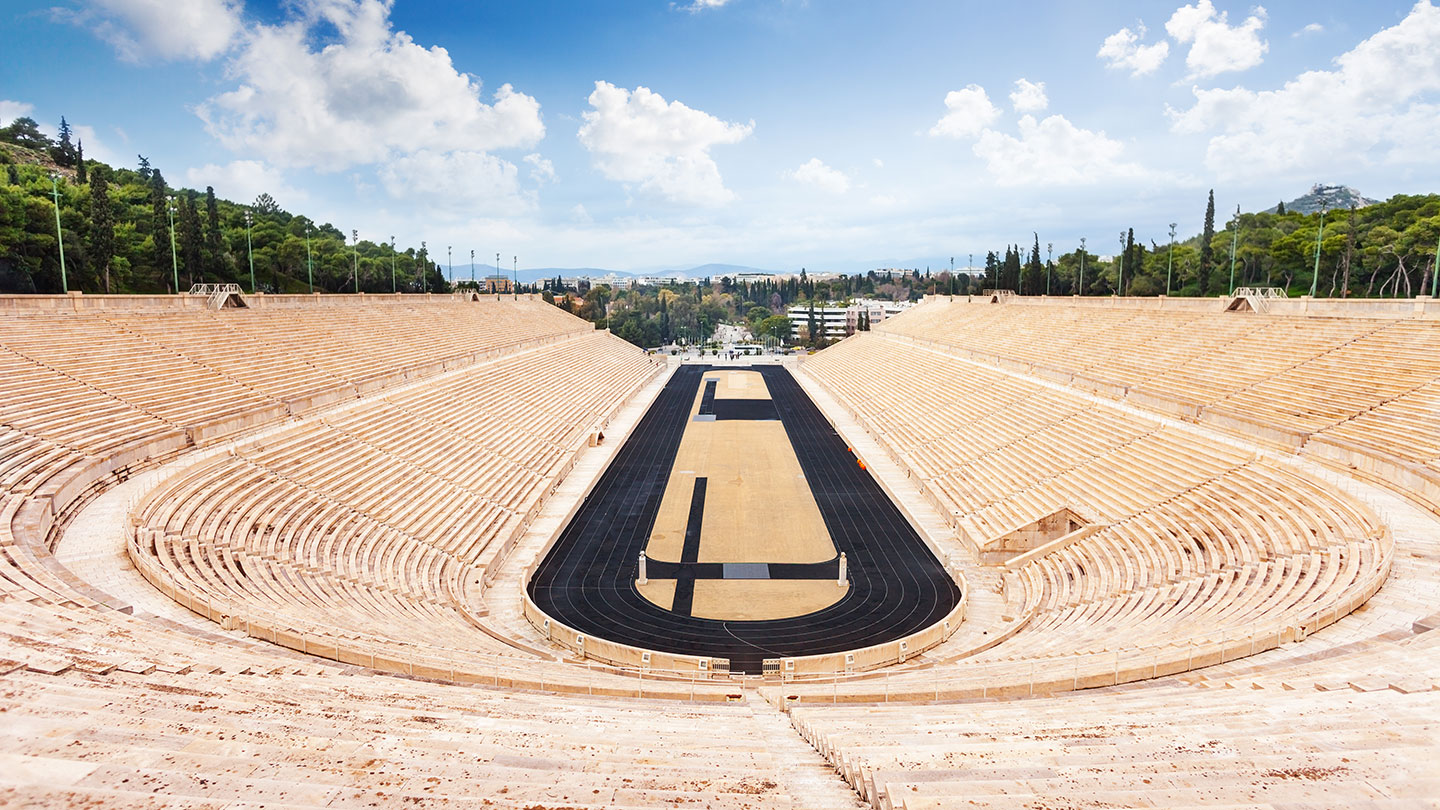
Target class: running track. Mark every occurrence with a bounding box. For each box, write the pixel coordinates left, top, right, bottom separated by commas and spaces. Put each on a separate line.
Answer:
527, 364, 961, 674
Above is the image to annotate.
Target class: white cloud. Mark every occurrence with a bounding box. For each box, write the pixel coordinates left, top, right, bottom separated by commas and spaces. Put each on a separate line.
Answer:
1294, 22, 1324, 37
786, 158, 851, 194
872, 158, 884, 168
972, 115, 1144, 186
197, 0, 544, 172
1097, 24, 1171, 75
1169, 0, 1440, 178
1009, 79, 1049, 113
0, 100, 35, 126
185, 160, 309, 209
524, 153, 557, 184
928, 85, 1000, 138
378, 150, 529, 215
1165, 0, 1268, 79
578, 81, 753, 206
680, 0, 732, 10
61, 0, 242, 63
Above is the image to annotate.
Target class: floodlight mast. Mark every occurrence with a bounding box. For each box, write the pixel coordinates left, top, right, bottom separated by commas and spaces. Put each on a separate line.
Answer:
1229, 206, 1241, 296
1311, 206, 1326, 297
351, 229, 359, 293
244, 210, 255, 294
1166, 223, 1177, 297
1079, 237, 1086, 295
305, 223, 314, 294
391, 236, 397, 293
167, 195, 179, 294
48, 173, 68, 293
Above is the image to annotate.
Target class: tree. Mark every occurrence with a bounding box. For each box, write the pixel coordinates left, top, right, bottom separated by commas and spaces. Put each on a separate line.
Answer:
0, 117, 50, 151
204, 186, 223, 277
75, 140, 87, 183
137, 155, 152, 183
179, 191, 203, 285
254, 193, 279, 215
1199, 190, 1216, 296
52, 117, 76, 167
1276, 201, 1286, 215
89, 166, 115, 293
150, 169, 171, 290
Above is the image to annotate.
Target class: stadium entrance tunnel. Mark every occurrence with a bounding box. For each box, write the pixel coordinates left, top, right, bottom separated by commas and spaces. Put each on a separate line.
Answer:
525, 364, 963, 674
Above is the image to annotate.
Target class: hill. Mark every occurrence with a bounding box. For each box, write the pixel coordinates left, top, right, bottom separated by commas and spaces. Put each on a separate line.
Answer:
1267, 184, 1378, 215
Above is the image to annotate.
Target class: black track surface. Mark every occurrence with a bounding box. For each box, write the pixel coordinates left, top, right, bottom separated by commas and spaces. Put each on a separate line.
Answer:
527, 365, 961, 673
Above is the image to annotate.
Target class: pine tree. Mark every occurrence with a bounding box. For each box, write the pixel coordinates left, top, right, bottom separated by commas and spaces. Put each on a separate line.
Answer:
1199, 190, 1216, 296
137, 155, 152, 183
75, 140, 86, 183
53, 117, 75, 167
1275, 201, 1286, 215
88, 166, 115, 293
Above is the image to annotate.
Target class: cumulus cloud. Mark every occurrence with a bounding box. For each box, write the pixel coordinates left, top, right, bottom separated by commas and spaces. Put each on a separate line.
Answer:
1169, 1, 1440, 178
196, 0, 544, 172
185, 160, 308, 209
786, 158, 851, 194
58, 0, 242, 63
524, 153, 557, 184
1294, 22, 1324, 37
928, 85, 1000, 138
973, 115, 1144, 186
679, 0, 732, 10
1009, 79, 1049, 113
578, 81, 753, 206
378, 150, 529, 215
0, 100, 35, 126
1165, 0, 1268, 79
1097, 24, 1171, 75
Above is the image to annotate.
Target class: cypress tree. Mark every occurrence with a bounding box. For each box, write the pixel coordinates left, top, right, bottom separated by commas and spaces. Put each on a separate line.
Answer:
1275, 200, 1286, 215
179, 191, 203, 286
203, 186, 223, 275
150, 169, 171, 290
75, 140, 86, 183
1123, 228, 1135, 295
1199, 190, 1216, 296
89, 166, 115, 293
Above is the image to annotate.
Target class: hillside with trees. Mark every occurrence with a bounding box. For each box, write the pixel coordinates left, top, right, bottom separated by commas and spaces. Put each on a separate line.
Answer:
3, 115, 1437, 314
0, 116, 448, 295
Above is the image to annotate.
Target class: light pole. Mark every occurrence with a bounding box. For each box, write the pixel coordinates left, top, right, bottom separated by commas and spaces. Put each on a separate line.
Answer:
1433, 230, 1440, 298
390, 236, 397, 293
167, 195, 179, 294
1117, 231, 1126, 296
1310, 207, 1326, 297
496, 252, 501, 299
304, 224, 314, 294
244, 210, 255, 294
1079, 237, 1086, 295
47, 173, 68, 293
420, 240, 427, 293
470, 249, 475, 287
447, 245, 452, 285
513, 255, 518, 300
1046, 242, 1053, 296
1228, 205, 1240, 295
351, 229, 359, 293
1166, 223, 1177, 297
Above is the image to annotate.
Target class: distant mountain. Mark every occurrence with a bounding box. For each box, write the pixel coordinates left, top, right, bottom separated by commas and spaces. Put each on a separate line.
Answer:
1267, 184, 1378, 215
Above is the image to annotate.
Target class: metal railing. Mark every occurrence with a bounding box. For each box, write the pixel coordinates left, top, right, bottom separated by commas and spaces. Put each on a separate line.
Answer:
1233, 287, 1288, 299
187, 283, 243, 296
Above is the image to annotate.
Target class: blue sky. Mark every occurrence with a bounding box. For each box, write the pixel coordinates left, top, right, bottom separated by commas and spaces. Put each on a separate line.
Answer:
4, 0, 1438, 273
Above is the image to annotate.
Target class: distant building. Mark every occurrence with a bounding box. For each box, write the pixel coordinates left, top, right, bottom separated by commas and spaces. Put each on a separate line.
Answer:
787, 298, 913, 340
483, 274, 513, 294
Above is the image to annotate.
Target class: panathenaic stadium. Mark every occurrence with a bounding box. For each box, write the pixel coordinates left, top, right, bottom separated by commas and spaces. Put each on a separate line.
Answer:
1, 289, 1437, 809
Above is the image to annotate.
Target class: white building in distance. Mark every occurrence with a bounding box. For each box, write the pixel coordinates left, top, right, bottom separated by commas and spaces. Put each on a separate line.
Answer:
787, 299, 913, 340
